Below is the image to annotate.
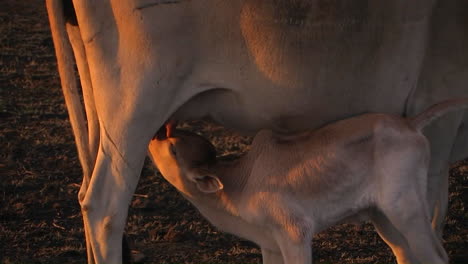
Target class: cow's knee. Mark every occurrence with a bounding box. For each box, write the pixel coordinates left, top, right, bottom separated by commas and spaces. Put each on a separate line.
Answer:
78, 183, 88, 204
80, 198, 93, 214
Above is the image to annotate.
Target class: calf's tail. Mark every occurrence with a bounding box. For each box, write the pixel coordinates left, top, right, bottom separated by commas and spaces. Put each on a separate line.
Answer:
409, 98, 468, 132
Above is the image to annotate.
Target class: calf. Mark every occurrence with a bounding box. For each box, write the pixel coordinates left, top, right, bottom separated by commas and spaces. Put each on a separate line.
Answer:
148, 99, 468, 264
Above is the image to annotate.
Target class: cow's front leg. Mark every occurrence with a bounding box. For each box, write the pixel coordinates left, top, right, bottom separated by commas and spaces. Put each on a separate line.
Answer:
422, 112, 464, 238
79, 124, 154, 264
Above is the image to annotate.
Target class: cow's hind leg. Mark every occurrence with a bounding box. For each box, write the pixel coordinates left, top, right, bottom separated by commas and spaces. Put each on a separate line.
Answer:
80, 121, 157, 264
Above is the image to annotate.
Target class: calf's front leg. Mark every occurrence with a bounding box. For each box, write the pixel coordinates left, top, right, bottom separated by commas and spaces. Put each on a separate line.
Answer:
270, 220, 313, 264
273, 233, 311, 264
261, 247, 284, 264
258, 197, 313, 264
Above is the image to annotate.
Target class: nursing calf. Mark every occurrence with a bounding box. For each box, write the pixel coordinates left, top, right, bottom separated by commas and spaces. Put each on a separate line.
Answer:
148, 99, 468, 264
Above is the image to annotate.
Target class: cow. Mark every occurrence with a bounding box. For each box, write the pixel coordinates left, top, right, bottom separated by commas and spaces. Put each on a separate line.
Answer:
149, 99, 468, 264
46, 0, 468, 263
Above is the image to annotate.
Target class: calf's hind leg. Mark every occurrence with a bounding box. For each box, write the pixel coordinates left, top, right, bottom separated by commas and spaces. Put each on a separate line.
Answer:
371, 211, 419, 264
381, 190, 448, 264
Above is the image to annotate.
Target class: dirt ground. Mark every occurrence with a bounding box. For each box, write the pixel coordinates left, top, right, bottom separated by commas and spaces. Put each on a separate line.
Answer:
1, 1, 467, 263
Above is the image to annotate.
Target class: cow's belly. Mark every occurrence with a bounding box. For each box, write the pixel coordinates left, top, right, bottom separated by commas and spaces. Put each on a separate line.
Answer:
173, 80, 409, 135
169, 0, 434, 133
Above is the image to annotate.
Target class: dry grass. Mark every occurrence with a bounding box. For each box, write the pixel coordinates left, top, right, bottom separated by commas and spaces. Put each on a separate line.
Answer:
0, 1, 466, 263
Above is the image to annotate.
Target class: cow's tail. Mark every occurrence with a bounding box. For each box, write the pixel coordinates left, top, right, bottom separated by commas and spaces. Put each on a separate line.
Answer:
409, 98, 468, 132
46, 0, 93, 178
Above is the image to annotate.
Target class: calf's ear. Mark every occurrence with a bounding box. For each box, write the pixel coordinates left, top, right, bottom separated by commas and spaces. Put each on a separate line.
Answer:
195, 174, 224, 193
188, 169, 223, 193
165, 120, 177, 138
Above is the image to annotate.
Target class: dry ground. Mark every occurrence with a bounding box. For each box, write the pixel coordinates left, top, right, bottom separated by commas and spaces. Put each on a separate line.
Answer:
1, 1, 467, 263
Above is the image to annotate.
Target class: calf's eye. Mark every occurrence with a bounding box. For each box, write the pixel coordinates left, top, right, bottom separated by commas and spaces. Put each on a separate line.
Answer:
170, 144, 177, 157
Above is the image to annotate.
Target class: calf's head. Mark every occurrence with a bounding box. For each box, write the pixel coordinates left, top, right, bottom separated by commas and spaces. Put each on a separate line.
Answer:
148, 123, 224, 194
